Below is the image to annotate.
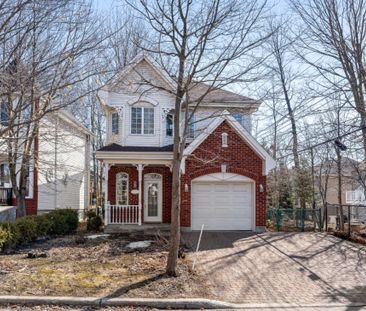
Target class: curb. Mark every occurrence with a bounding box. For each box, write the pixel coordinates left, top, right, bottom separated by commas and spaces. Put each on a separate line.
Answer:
0, 296, 365, 309
0, 296, 236, 309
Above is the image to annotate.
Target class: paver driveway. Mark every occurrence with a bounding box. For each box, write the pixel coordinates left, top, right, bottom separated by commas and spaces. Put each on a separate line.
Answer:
183, 232, 366, 304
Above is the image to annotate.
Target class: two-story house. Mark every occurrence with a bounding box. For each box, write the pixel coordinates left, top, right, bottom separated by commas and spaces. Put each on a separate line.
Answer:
96, 53, 275, 232
0, 108, 92, 217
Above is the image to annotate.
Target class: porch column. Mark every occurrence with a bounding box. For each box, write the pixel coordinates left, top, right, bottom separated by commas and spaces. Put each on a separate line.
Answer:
104, 163, 109, 226
136, 164, 144, 226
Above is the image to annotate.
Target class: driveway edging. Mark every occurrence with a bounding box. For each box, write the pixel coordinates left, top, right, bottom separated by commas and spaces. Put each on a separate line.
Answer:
0, 295, 366, 309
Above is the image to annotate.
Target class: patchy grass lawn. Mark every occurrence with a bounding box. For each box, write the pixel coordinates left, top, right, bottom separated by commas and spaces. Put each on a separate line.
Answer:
0, 233, 213, 299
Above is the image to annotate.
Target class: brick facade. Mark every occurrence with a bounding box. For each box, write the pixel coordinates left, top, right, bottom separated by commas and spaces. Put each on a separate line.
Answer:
12, 135, 39, 216
181, 121, 266, 228
107, 121, 267, 229
108, 165, 172, 223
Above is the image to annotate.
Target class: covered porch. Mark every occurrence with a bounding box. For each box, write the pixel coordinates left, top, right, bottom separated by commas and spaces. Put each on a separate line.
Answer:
96, 145, 173, 229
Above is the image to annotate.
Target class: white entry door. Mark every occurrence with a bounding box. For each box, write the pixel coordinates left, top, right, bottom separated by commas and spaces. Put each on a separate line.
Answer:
144, 173, 162, 222
192, 181, 253, 230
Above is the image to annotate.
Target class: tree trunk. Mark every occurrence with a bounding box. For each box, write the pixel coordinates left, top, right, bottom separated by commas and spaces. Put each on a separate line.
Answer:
17, 191, 26, 217
336, 149, 344, 231
166, 157, 181, 276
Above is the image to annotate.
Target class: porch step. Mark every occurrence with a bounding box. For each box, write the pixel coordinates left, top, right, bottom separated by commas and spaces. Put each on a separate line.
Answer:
104, 224, 171, 235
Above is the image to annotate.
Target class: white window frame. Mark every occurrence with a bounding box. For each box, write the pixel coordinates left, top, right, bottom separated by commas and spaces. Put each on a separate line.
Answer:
188, 113, 195, 139
166, 113, 173, 137
111, 112, 119, 135
116, 172, 129, 205
233, 113, 243, 123
130, 107, 155, 135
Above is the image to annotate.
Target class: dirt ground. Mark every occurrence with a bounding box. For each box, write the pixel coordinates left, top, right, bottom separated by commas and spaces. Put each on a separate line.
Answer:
0, 233, 212, 299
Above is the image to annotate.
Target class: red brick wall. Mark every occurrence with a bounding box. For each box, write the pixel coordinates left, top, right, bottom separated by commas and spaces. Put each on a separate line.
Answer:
108, 165, 172, 223
25, 134, 39, 215
181, 121, 267, 228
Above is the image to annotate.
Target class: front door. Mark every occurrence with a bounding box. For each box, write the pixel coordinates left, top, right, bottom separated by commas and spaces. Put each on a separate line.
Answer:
144, 173, 162, 222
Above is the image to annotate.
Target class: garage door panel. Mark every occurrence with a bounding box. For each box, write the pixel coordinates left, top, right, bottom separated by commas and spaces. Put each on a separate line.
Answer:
192, 181, 253, 230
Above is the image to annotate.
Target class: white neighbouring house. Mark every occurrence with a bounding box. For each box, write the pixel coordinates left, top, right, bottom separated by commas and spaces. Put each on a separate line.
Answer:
0, 108, 92, 217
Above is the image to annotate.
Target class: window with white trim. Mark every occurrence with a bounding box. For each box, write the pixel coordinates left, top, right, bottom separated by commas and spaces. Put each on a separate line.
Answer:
111, 112, 119, 135
188, 112, 195, 139
116, 172, 129, 205
0, 163, 9, 186
166, 113, 173, 137
233, 113, 243, 124
131, 107, 154, 134
222, 132, 228, 147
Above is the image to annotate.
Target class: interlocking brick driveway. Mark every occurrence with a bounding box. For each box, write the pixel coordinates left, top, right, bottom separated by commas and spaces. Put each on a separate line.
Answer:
183, 232, 366, 304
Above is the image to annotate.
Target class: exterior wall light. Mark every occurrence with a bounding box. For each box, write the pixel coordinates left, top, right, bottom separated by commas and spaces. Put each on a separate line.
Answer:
184, 183, 189, 192
259, 184, 264, 193
221, 164, 227, 173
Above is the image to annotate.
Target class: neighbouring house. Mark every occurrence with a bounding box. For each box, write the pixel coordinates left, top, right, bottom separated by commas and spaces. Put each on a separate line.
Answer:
316, 157, 366, 222
0, 109, 92, 217
318, 157, 363, 205
96, 54, 275, 232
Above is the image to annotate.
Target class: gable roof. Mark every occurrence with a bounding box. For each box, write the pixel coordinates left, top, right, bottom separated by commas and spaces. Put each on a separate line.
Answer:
105, 52, 176, 92
104, 53, 260, 108
183, 111, 276, 175
188, 81, 260, 107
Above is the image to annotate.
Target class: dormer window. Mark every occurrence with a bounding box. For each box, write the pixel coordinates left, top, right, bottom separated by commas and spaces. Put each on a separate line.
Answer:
111, 112, 119, 135
131, 107, 154, 134
222, 132, 228, 147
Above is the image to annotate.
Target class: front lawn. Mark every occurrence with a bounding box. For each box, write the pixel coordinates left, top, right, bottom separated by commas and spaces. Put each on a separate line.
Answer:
0, 233, 212, 298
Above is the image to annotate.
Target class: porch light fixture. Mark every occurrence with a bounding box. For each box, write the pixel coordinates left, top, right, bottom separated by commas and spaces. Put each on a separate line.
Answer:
133, 181, 137, 189
259, 184, 264, 192
184, 183, 189, 192
221, 163, 227, 173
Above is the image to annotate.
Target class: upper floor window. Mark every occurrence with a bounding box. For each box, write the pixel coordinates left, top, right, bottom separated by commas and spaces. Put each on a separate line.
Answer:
131, 107, 154, 134
166, 113, 173, 137
233, 113, 242, 124
188, 113, 195, 139
111, 112, 119, 135
0, 101, 9, 126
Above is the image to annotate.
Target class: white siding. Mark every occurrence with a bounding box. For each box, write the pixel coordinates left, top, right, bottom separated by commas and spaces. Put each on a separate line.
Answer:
106, 60, 176, 146
37, 114, 90, 213
104, 60, 253, 147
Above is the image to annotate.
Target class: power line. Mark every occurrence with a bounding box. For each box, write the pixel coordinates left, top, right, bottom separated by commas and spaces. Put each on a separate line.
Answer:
277, 125, 366, 160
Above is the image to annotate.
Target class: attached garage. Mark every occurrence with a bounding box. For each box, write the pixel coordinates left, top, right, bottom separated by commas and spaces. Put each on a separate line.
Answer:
191, 173, 254, 230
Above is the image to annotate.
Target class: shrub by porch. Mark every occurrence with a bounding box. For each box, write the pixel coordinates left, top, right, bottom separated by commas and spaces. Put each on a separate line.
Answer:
0, 209, 79, 251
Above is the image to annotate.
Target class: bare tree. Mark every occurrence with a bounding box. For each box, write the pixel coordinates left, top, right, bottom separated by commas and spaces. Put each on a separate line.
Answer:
292, 0, 366, 158
0, 0, 113, 216
126, 0, 271, 276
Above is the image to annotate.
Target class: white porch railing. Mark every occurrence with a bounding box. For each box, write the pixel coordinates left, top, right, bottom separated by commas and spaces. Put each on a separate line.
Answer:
105, 203, 140, 225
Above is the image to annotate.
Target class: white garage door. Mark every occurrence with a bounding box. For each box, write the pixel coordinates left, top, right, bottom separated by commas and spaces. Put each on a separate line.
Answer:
192, 182, 253, 230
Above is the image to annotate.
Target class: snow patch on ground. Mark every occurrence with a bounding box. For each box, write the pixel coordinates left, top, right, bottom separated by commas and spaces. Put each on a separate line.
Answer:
126, 240, 152, 249
86, 234, 110, 239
